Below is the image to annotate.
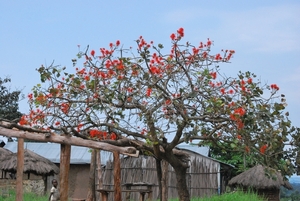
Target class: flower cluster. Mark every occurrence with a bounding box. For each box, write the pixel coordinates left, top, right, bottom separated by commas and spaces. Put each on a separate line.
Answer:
89, 129, 117, 140
270, 84, 279, 91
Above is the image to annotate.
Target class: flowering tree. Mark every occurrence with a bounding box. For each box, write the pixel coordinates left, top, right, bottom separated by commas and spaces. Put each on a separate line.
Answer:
20, 28, 299, 201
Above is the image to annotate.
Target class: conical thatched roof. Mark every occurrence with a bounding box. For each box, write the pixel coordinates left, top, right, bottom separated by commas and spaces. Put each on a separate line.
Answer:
0, 149, 59, 176
0, 147, 13, 161
228, 165, 293, 190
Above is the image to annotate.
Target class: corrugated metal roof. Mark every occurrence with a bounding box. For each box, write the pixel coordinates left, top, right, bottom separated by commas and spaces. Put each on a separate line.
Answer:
176, 144, 210, 156
4, 142, 113, 165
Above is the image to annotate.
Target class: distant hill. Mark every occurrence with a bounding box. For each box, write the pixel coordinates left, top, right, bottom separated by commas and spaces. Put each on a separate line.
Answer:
281, 179, 300, 199
289, 176, 300, 184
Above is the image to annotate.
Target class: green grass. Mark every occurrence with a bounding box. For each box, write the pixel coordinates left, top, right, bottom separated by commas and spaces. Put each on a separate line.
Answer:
167, 190, 265, 201
1, 189, 265, 201
0, 190, 48, 201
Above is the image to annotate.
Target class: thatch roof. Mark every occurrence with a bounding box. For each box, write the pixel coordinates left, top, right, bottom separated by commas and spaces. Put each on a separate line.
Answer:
228, 165, 293, 190
0, 147, 13, 161
0, 149, 59, 176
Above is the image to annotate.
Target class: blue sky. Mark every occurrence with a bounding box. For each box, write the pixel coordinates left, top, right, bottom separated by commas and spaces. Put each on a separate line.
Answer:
1, 1, 300, 174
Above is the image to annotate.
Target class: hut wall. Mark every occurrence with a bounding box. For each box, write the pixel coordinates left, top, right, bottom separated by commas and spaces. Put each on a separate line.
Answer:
257, 189, 280, 201
0, 178, 44, 195
52, 163, 90, 199
102, 153, 222, 200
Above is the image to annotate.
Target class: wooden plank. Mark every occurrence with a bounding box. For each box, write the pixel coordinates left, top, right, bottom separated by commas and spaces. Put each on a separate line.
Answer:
0, 125, 138, 156
113, 151, 121, 201
60, 143, 71, 201
16, 138, 24, 201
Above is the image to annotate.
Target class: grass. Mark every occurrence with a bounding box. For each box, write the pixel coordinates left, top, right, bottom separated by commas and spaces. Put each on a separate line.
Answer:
0, 189, 265, 201
166, 190, 265, 201
0, 190, 48, 201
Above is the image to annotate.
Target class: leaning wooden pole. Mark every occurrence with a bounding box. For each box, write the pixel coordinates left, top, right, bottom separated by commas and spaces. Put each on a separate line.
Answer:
16, 138, 24, 201
113, 151, 121, 201
96, 150, 103, 200
60, 143, 71, 201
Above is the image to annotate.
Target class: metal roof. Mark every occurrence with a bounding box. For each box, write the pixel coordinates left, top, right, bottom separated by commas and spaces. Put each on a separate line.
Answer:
4, 142, 113, 165
176, 144, 210, 156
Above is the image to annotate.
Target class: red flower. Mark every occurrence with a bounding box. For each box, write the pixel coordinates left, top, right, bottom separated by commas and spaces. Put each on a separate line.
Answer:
207, 38, 212, 46
247, 78, 252, 84
77, 123, 83, 132
215, 53, 222, 60
165, 99, 172, 105
170, 33, 176, 40
28, 93, 33, 100
270, 84, 279, 91
228, 89, 234, 94
84, 76, 90, 81
116, 40, 120, 46
146, 88, 152, 97
90, 129, 98, 138
260, 144, 268, 154
19, 115, 28, 126
210, 72, 217, 79
150, 66, 159, 74
177, 28, 184, 37
245, 146, 250, 153
91, 50, 95, 57
61, 103, 70, 114
220, 88, 225, 95
234, 107, 246, 116
110, 132, 117, 140
192, 47, 199, 55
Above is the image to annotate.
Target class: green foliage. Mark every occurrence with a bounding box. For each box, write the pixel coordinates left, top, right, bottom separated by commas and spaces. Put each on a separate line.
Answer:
0, 77, 23, 121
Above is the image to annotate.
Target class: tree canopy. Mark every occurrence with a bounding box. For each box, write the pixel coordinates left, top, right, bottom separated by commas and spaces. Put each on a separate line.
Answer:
17, 28, 300, 200
0, 77, 23, 121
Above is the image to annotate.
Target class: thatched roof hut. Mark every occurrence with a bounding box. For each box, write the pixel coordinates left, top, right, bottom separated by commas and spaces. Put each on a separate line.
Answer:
0, 149, 59, 176
0, 147, 13, 178
228, 165, 292, 201
0, 147, 12, 161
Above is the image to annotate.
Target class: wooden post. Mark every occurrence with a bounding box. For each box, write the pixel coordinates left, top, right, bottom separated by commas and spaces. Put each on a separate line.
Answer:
156, 159, 162, 201
16, 138, 24, 201
86, 149, 96, 201
60, 143, 71, 201
113, 151, 121, 201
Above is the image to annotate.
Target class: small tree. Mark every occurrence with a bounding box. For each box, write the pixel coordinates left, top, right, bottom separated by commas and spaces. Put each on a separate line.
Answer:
19, 28, 300, 201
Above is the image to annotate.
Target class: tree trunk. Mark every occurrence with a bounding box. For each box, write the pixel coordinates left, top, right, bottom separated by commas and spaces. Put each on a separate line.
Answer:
173, 164, 190, 201
16, 138, 24, 201
86, 149, 96, 201
161, 160, 169, 201
60, 144, 71, 201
